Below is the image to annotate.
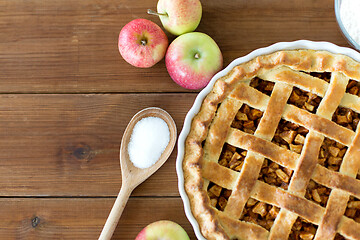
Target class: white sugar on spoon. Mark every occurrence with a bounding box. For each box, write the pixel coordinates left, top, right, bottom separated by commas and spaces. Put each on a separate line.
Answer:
128, 117, 170, 169
99, 107, 176, 240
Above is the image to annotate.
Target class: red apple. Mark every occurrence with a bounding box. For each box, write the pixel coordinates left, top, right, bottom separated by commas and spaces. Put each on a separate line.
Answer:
135, 220, 190, 240
118, 19, 169, 68
165, 32, 223, 89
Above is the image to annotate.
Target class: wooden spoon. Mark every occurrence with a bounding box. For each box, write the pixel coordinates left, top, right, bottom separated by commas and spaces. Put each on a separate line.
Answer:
98, 107, 177, 240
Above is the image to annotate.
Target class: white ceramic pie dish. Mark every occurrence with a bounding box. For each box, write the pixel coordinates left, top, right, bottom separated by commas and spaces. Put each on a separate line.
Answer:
175, 40, 360, 239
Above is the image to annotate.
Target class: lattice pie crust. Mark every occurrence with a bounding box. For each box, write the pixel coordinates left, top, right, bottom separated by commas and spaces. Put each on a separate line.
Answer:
183, 50, 360, 240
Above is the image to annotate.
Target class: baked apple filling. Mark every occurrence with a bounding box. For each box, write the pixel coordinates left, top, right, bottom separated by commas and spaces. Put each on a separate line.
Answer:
231, 104, 263, 135
335, 233, 348, 240
240, 198, 279, 231
218, 143, 247, 172
207, 182, 231, 211
309, 72, 331, 83
250, 77, 274, 96
332, 107, 360, 131
318, 137, 348, 172
346, 79, 360, 96
208, 143, 244, 211
289, 217, 318, 240
305, 180, 330, 207
272, 119, 309, 154
345, 196, 360, 223
258, 158, 293, 190
287, 87, 322, 114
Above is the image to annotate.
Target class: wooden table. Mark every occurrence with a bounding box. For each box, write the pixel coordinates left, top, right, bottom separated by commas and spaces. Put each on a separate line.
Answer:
0, 0, 351, 239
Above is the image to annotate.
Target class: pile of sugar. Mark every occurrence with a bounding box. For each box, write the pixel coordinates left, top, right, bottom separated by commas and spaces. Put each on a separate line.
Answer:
340, 0, 360, 45
128, 117, 170, 169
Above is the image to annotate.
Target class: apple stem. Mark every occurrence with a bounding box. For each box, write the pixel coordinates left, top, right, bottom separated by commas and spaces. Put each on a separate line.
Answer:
194, 53, 200, 59
141, 39, 147, 46
147, 9, 168, 17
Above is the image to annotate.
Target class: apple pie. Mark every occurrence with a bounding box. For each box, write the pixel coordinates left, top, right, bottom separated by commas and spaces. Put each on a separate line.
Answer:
183, 50, 360, 240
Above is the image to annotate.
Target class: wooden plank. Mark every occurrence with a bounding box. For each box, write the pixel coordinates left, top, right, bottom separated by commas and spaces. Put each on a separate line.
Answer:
0, 197, 196, 240
0, 0, 348, 93
0, 93, 196, 196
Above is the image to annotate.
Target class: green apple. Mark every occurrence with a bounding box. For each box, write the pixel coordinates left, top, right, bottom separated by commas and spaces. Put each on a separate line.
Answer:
165, 32, 223, 89
148, 0, 202, 36
135, 220, 190, 240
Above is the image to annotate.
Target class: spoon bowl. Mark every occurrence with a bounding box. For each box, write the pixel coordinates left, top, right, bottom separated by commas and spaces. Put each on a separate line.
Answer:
119, 107, 177, 186
99, 107, 177, 240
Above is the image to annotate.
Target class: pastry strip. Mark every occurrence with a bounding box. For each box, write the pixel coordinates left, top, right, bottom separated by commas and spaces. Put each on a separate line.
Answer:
270, 72, 345, 239
229, 83, 355, 146
314, 72, 353, 239
258, 66, 328, 97
223, 82, 292, 220
226, 128, 299, 169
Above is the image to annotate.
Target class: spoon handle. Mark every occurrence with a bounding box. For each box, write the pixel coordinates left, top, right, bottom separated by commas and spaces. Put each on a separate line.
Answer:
98, 185, 132, 240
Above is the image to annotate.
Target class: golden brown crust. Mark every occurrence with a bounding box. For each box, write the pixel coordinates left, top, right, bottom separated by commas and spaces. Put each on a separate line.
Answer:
183, 50, 360, 240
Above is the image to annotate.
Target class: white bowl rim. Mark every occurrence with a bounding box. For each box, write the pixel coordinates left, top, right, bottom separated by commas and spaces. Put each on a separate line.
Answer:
334, 0, 360, 51
175, 40, 360, 240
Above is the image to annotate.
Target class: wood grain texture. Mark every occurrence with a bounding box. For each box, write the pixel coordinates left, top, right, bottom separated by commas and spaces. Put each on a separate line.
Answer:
0, 0, 349, 93
0, 0, 355, 239
0, 197, 195, 240
0, 93, 196, 196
